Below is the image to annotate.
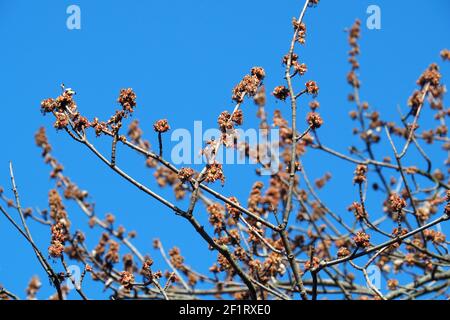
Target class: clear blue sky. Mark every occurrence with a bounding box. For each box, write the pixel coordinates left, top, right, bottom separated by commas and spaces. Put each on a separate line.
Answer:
0, 0, 449, 299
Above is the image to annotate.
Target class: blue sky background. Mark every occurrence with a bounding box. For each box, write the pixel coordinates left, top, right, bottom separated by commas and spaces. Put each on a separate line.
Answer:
0, 0, 449, 299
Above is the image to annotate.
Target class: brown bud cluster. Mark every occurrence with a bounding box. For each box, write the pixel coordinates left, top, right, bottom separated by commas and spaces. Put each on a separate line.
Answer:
292, 19, 307, 44
305, 80, 319, 95
177, 167, 195, 183
105, 240, 120, 264
231, 67, 265, 103
119, 271, 135, 289
441, 49, 450, 61
26, 276, 42, 300
40, 90, 77, 115
337, 247, 351, 258
389, 193, 407, 212
207, 203, 225, 234
272, 86, 290, 101
218, 110, 243, 133
353, 164, 368, 184
226, 197, 241, 220
347, 20, 361, 90
153, 119, 170, 133
304, 257, 320, 271
387, 279, 398, 290
348, 202, 367, 220
169, 247, 185, 271
118, 88, 137, 114
35, 127, 52, 156
48, 222, 66, 258
205, 162, 225, 185
306, 112, 323, 129
353, 231, 370, 248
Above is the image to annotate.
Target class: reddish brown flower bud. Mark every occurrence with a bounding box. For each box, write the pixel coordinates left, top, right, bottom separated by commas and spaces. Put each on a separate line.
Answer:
353, 164, 368, 184
118, 88, 137, 114
305, 80, 319, 95
353, 232, 370, 248
306, 112, 323, 129
337, 247, 351, 258
389, 193, 407, 212
153, 119, 170, 133
119, 271, 135, 289
178, 167, 195, 182
272, 86, 290, 100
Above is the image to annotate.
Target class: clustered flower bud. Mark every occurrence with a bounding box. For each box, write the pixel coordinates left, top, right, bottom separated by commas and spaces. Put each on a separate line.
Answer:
304, 257, 320, 271
282, 53, 308, 77
178, 167, 195, 183
353, 164, 367, 184
305, 80, 319, 95
441, 49, 450, 61
253, 86, 266, 107
337, 247, 351, 258
218, 110, 243, 133
306, 112, 323, 129
153, 119, 170, 133
154, 166, 178, 187
294, 62, 308, 76
408, 64, 443, 115
40, 90, 77, 115
389, 193, 407, 212
122, 253, 134, 273
347, 20, 361, 91
231, 109, 243, 126
205, 162, 225, 185
54, 112, 69, 129
232, 67, 265, 103
117, 88, 137, 114
91, 118, 106, 136
353, 231, 370, 248
315, 172, 331, 189
40, 88, 94, 134
309, 100, 320, 110
40, 98, 56, 114
48, 222, 66, 258
48, 189, 70, 227
169, 247, 186, 271
26, 276, 42, 300
387, 279, 398, 290
417, 63, 441, 88
445, 190, 450, 215
348, 202, 367, 220
424, 229, 446, 244
272, 85, 290, 101
207, 203, 225, 234
119, 271, 135, 289
105, 240, 120, 264
128, 120, 144, 145
73, 114, 90, 132
141, 258, 154, 281
292, 19, 307, 44
35, 127, 52, 156
105, 213, 115, 225
226, 197, 241, 220
283, 53, 297, 65
251, 67, 265, 80
347, 70, 360, 88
